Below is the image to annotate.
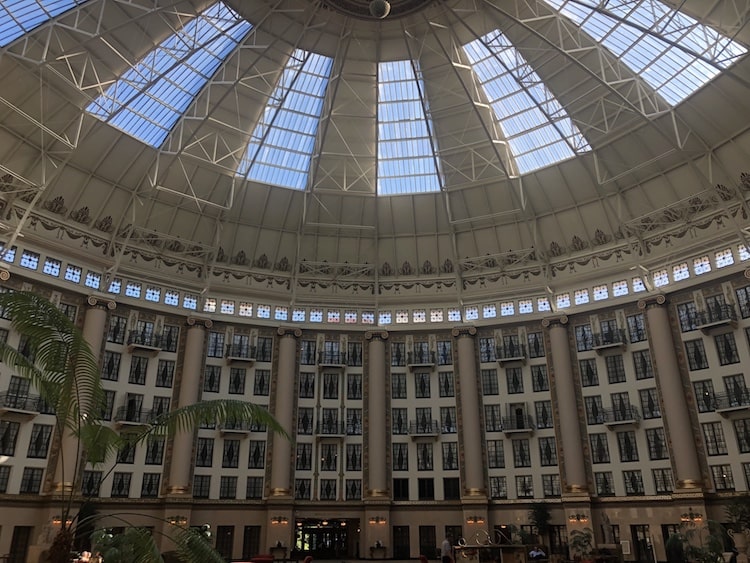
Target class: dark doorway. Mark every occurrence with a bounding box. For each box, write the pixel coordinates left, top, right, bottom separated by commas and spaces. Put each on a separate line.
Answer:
9, 526, 33, 563
393, 526, 410, 559
294, 519, 357, 559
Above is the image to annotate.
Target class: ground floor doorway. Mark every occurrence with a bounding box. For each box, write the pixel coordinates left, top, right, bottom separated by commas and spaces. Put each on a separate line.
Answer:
293, 518, 360, 559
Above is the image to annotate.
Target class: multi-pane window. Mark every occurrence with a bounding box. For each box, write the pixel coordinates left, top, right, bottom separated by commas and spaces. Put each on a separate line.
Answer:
346, 444, 362, 471
685, 340, 709, 370
528, 332, 544, 358
531, 365, 548, 392
417, 443, 433, 471
141, 473, 161, 498
299, 372, 315, 398
219, 476, 237, 499
715, 333, 740, 365
117, 441, 136, 464
694, 380, 716, 412
207, 332, 225, 358
347, 342, 363, 367
611, 392, 632, 421
296, 443, 312, 471
27, 424, 52, 458
347, 408, 362, 435
487, 440, 504, 468
110, 472, 132, 497
579, 359, 598, 387
677, 302, 698, 332
605, 355, 626, 384
418, 478, 435, 500
595, 472, 615, 496
438, 372, 455, 397
393, 478, 409, 500
542, 474, 561, 498
228, 368, 246, 395
392, 373, 407, 399
323, 372, 339, 399
245, 476, 263, 500
590, 433, 610, 463
735, 419, 750, 453
627, 314, 647, 343
320, 479, 337, 500
584, 396, 604, 425
623, 471, 644, 495
18, 467, 44, 494
321, 443, 338, 471
489, 476, 507, 499
646, 428, 668, 460
102, 351, 121, 381
712, 465, 735, 490
156, 360, 175, 387
222, 440, 240, 468
256, 336, 273, 362
300, 341, 316, 364
442, 442, 458, 470
737, 286, 750, 318
193, 475, 211, 499
653, 468, 674, 494
297, 408, 314, 434
81, 471, 103, 496
444, 477, 461, 500
107, 316, 127, 344
539, 437, 557, 466
0, 421, 20, 455
145, 438, 165, 465
393, 443, 409, 471
437, 341, 452, 365
129, 356, 148, 385
535, 401, 553, 429
633, 351, 653, 380
479, 337, 496, 362
481, 369, 499, 395
391, 342, 406, 366
204, 366, 221, 392
347, 374, 362, 400
101, 390, 116, 421
248, 441, 265, 469
415, 372, 431, 398
639, 388, 661, 419
161, 325, 179, 353
617, 431, 639, 462
485, 405, 503, 432
392, 408, 408, 435
196, 438, 214, 467
152, 396, 170, 418
506, 368, 523, 394
441, 407, 457, 433
254, 370, 270, 396
516, 476, 534, 498
725, 375, 749, 406
703, 422, 728, 455
575, 325, 593, 351
512, 439, 531, 467
320, 408, 340, 434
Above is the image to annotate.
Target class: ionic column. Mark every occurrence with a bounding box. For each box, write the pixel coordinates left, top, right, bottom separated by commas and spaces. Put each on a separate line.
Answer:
167, 317, 211, 495
543, 316, 587, 492
365, 331, 389, 497
54, 295, 115, 492
270, 327, 301, 496
639, 295, 703, 489
452, 326, 484, 496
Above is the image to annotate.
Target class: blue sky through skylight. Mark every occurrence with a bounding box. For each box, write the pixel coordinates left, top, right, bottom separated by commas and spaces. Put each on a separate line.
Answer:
463, 30, 590, 174
237, 49, 333, 191
543, 0, 747, 105
377, 60, 441, 195
0, 0, 88, 47
86, 2, 251, 147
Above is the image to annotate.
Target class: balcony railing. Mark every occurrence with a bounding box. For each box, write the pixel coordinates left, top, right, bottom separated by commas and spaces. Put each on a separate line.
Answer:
694, 304, 737, 332
0, 392, 42, 413
592, 329, 627, 350
114, 406, 153, 425
407, 350, 436, 366
219, 420, 255, 435
225, 343, 256, 362
496, 343, 526, 364
602, 405, 640, 427
408, 419, 440, 436
127, 330, 162, 350
316, 420, 346, 436
318, 351, 347, 365
714, 389, 750, 414
501, 414, 536, 433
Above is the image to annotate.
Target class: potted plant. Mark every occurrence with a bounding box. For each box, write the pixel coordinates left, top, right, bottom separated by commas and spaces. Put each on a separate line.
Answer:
727, 496, 750, 555
529, 502, 552, 546
569, 528, 594, 562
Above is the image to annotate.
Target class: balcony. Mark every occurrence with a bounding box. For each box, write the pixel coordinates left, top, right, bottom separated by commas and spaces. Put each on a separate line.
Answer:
603, 405, 640, 428
219, 420, 254, 436
225, 343, 256, 365
407, 349, 436, 369
0, 392, 42, 416
408, 419, 440, 439
496, 343, 526, 366
592, 329, 628, 353
695, 304, 737, 334
114, 406, 153, 427
502, 414, 535, 436
714, 389, 750, 417
127, 330, 162, 354
318, 351, 347, 368
316, 419, 346, 438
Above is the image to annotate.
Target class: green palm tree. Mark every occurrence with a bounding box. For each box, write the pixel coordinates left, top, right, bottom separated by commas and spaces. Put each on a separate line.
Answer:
0, 291, 287, 563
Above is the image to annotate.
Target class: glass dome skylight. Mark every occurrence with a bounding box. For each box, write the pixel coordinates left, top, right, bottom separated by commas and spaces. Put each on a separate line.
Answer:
0, 0, 88, 47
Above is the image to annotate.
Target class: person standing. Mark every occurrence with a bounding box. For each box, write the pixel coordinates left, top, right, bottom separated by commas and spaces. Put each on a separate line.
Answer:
442, 535, 453, 563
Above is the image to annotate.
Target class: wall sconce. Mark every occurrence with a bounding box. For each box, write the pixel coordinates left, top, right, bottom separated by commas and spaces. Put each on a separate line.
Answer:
167, 515, 188, 526
466, 516, 485, 525
51, 516, 73, 526
569, 513, 589, 523
681, 508, 703, 524
271, 516, 289, 525
369, 517, 387, 525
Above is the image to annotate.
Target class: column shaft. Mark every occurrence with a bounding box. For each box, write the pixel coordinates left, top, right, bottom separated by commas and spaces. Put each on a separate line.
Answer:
367, 333, 387, 496
270, 329, 299, 496
455, 328, 484, 495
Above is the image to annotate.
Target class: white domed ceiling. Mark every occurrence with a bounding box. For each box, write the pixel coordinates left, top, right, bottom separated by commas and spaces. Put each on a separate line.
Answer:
1, 0, 750, 306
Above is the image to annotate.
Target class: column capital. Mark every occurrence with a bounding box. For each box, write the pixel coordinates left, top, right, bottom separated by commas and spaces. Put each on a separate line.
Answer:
637, 294, 668, 310
451, 326, 477, 337
86, 294, 116, 310
186, 317, 213, 329
542, 315, 568, 328
365, 330, 389, 341
277, 327, 302, 338
0, 269, 10, 281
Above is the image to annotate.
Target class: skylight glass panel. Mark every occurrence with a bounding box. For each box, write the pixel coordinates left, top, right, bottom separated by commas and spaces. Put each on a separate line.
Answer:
0, 0, 87, 48
87, 2, 251, 147
463, 30, 590, 173
543, 0, 747, 105
237, 49, 333, 190
377, 60, 441, 195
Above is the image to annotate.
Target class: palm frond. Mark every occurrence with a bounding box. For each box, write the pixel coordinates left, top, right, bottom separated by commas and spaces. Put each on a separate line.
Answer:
77, 423, 125, 466
171, 527, 226, 563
